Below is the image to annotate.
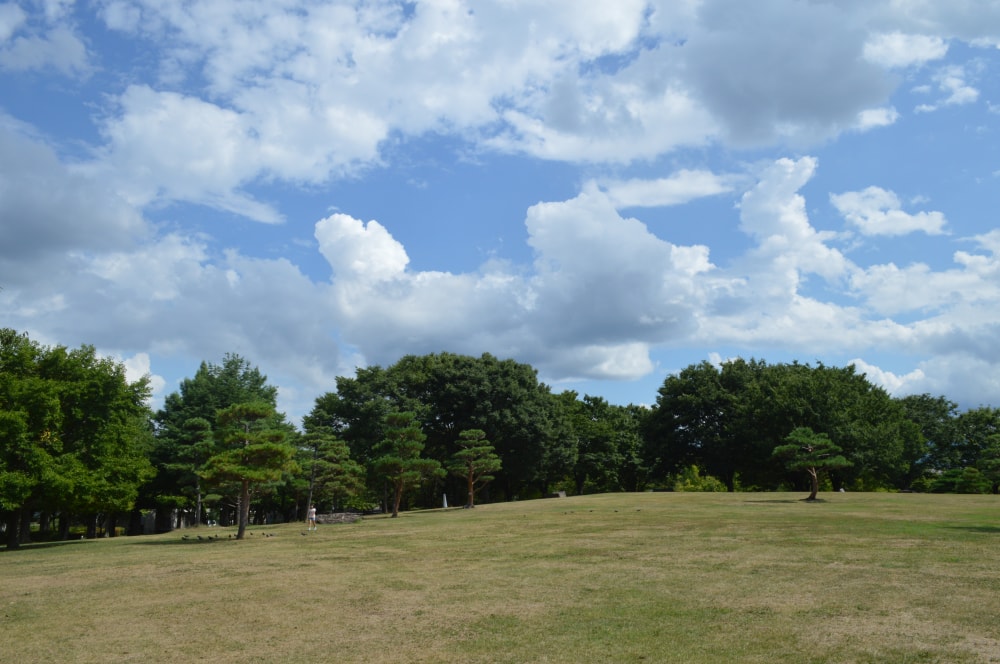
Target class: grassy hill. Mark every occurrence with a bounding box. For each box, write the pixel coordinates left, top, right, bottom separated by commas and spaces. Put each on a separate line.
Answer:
3, 492, 1000, 663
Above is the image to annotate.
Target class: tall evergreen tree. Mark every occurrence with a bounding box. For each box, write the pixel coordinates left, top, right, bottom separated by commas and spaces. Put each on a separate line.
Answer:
373, 412, 444, 517
202, 402, 296, 539
146, 353, 283, 530
447, 429, 501, 508
299, 427, 365, 514
772, 427, 851, 500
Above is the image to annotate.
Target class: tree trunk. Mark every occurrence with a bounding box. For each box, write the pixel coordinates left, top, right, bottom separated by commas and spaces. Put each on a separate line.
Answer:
807, 468, 819, 501
58, 512, 71, 540
194, 478, 202, 528
18, 507, 33, 544
236, 479, 251, 539
391, 481, 403, 518
466, 471, 475, 508
4, 509, 21, 550
305, 446, 317, 522
127, 508, 143, 536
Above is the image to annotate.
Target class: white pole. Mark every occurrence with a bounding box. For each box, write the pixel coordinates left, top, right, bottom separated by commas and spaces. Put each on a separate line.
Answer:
443, 494, 448, 508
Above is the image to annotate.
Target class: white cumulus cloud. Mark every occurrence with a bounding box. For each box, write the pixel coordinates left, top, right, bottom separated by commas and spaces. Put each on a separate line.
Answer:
831, 186, 948, 236
863, 32, 948, 68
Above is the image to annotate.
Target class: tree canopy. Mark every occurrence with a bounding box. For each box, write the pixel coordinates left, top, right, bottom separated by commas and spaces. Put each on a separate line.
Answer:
644, 359, 921, 492
203, 401, 297, 539
447, 429, 501, 508
772, 427, 851, 500
373, 412, 444, 517
0, 329, 153, 548
8, 328, 1000, 551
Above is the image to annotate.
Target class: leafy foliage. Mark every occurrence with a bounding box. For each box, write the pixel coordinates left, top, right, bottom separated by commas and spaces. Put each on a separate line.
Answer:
672, 466, 727, 492
299, 427, 365, 512
202, 402, 297, 539
373, 412, 445, 517
447, 429, 501, 508
0, 329, 153, 547
772, 427, 851, 500
147, 353, 289, 529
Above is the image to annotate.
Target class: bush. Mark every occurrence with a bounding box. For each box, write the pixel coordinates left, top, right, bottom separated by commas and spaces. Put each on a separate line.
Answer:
672, 466, 727, 492
929, 467, 991, 494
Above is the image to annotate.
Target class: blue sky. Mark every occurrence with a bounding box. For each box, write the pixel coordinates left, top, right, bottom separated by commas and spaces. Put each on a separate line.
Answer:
3, 1, 1000, 426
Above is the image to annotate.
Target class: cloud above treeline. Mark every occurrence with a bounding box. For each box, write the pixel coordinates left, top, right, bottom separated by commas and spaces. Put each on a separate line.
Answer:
2, 0, 1000, 422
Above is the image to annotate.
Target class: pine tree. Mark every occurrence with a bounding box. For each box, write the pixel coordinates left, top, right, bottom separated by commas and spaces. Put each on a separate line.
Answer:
447, 429, 501, 508
373, 412, 444, 517
773, 427, 851, 500
202, 402, 297, 539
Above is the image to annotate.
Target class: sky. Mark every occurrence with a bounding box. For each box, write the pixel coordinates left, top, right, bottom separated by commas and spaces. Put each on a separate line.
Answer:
3, 0, 1000, 427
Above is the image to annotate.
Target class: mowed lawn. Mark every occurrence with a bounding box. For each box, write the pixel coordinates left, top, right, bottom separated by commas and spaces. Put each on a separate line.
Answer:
3, 492, 1000, 663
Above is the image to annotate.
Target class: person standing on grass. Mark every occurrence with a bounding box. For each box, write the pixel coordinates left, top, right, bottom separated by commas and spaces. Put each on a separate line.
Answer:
307, 505, 317, 531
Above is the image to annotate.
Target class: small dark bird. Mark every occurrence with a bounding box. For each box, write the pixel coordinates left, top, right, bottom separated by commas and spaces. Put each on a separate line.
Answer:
197, 535, 204, 540
182, 535, 190, 540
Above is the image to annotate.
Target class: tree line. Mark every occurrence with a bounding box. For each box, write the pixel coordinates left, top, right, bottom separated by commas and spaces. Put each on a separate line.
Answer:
4, 329, 1000, 549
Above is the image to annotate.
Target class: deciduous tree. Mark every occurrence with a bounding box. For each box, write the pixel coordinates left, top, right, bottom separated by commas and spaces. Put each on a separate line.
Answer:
0, 329, 154, 547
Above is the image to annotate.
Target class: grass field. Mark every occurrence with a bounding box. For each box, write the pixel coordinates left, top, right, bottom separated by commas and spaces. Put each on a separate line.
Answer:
2, 492, 1000, 663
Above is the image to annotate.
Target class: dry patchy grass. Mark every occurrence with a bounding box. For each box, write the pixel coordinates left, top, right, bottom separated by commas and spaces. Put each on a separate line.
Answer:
3, 492, 1000, 663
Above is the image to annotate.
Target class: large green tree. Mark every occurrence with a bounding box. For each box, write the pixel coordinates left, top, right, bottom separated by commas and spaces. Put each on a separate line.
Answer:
202, 402, 297, 539
147, 353, 283, 530
299, 426, 365, 514
897, 394, 959, 474
644, 359, 916, 492
373, 412, 444, 517
0, 329, 154, 548
773, 427, 851, 500
0, 330, 62, 548
447, 429, 501, 508
307, 352, 566, 504
557, 393, 646, 494
644, 359, 770, 491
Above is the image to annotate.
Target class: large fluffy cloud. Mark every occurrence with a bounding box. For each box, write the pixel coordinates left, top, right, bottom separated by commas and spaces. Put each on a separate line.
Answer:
5, 0, 1000, 423
831, 186, 948, 236
0, 115, 148, 285
314, 183, 720, 380
72, 0, 986, 217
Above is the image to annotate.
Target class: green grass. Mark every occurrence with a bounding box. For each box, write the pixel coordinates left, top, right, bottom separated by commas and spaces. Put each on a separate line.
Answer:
3, 492, 1000, 663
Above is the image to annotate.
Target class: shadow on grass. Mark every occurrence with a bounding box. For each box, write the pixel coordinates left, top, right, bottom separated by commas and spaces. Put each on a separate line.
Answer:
2, 540, 95, 552
743, 498, 829, 504
128, 536, 239, 546
945, 525, 1000, 534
